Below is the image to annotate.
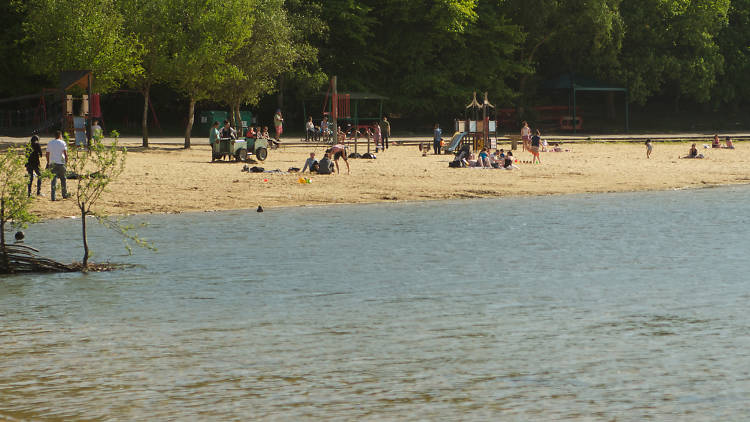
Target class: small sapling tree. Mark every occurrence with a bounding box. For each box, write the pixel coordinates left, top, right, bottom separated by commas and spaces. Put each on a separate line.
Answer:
68, 130, 148, 269
0, 146, 38, 271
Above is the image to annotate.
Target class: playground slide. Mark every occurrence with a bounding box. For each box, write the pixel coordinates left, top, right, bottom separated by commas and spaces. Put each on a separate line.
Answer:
446, 131, 467, 152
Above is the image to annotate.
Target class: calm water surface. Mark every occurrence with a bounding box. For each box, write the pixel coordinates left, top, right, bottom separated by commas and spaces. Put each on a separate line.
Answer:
2, 186, 750, 420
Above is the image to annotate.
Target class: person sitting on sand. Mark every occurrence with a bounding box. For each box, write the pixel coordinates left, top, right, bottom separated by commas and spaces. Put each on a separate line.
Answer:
504, 151, 519, 169
301, 152, 319, 173
683, 143, 704, 159
645, 139, 653, 158
712, 134, 721, 148
326, 144, 350, 174
317, 152, 334, 174
478, 148, 491, 167
724, 137, 735, 149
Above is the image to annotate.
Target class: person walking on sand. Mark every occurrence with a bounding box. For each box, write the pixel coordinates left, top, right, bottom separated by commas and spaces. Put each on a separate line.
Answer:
381, 116, 390, 150
46, 130, 70, 201
433, 123, 442, 155
645, 139, 653, 158
25, 134, 43, 197
520, 121, 531, 151
273, 109, 284, 142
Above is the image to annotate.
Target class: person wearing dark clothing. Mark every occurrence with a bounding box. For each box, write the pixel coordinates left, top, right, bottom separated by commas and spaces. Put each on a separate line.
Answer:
381, 117, 391, 150
25, 135, 43, 197
317, 153, 334, 174
433, 123, 442, 155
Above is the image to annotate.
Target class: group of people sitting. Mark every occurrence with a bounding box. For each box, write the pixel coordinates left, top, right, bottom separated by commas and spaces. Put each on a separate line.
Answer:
300, 144, 350, 174
712, 134, 734, 149
451, 146, 519, 169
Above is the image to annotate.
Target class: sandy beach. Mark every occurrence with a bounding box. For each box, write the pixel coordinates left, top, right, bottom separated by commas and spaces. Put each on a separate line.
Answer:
16, 139, 750, 219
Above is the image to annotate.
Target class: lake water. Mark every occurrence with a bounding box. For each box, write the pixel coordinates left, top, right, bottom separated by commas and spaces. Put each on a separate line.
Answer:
2, 186, 750, 420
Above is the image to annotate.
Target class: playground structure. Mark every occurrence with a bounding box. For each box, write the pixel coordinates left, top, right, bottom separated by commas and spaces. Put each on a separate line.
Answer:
302, 76, 388, 153
0, 70, 100, 142
446, 92, 499, 153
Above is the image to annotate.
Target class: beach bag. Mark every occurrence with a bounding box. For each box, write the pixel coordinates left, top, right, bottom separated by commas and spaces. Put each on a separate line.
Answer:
348, 152, 361, 159
250, 166, 264, 173
448, 160, 462, 168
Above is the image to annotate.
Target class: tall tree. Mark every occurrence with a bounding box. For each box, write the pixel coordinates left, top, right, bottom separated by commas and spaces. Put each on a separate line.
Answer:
618, 0, 730, 106
504, 0, 624, 109
715, 0, 750, 108
18, 0, 142, 93
169, 0, 256, 148
118, 0, 177, 147
216, 0, 298, 127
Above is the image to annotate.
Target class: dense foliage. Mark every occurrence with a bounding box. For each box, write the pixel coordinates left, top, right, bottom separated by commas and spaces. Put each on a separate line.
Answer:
0, 0, 746, 128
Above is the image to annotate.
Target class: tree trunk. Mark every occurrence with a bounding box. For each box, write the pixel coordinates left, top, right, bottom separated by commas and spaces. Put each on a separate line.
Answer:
0, 198, 7, 271
184, 97, 196, 149
81, 207, 89, 269
142, 83, 151, 148
235, 103, 241, 131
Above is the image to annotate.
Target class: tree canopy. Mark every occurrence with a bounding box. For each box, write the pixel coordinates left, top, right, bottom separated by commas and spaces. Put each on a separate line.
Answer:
1, 0, 748, 129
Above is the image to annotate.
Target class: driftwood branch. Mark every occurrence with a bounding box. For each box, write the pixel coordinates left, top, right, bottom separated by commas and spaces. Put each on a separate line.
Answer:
1, 244, 76, 273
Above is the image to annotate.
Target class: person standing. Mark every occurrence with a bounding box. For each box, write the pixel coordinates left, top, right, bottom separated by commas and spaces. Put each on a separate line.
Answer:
273, 109, 284, 142
381, 116, 391, 150
209, 121, 220, 159
373, 122, 382, 153
520, 121, 531, 151
46, 130, 70, 201
530, 129, 542, 164
25, 134, 43, 197
433, 123, 442, 155
645, 139, 653, 158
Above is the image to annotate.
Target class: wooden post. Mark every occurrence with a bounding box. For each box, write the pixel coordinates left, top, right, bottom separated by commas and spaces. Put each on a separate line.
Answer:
332, 76, 338, 144
354, 100, 358, 154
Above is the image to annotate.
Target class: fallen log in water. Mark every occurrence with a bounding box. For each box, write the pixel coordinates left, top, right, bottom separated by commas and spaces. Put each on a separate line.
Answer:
1, 244, 77, 274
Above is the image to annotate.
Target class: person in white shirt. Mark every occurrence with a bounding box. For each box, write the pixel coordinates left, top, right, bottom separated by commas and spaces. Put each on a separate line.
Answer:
45, 130, 70, 201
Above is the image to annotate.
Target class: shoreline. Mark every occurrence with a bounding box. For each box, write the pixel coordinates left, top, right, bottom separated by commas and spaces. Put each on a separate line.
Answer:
18, 141, 750, 221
